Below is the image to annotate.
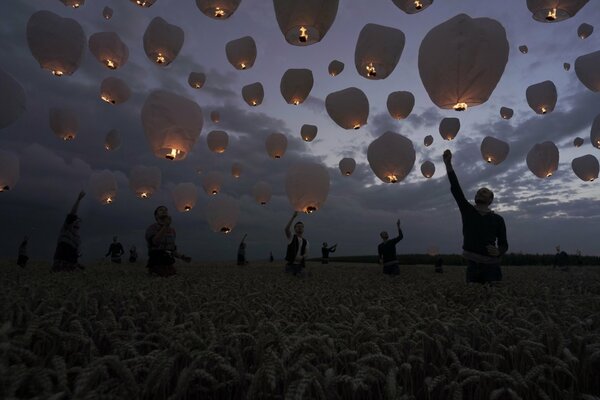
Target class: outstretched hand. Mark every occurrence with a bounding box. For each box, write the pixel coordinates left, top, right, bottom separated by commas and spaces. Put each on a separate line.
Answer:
443, 150, 452, 165
77, 190, 86, 200
396, 218, 401, 228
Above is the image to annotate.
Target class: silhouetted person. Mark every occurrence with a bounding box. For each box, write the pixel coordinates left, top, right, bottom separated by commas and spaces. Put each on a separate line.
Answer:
284, 211, 308, 276
443, 150, 508, 284
269, 252, 274, 263
52, 191, 86, 272
129, 245, 138, 263
105, 236, 125, 264
434, 257, 444, 273
145, 206, 190, 277
17, 236, 29, 268
237, 234, 248, 265
557, 250, 569, 271
576, 249, 583, 267
553, 245, 561, 269
378, 219, 403, 275
321, 242, 337, 264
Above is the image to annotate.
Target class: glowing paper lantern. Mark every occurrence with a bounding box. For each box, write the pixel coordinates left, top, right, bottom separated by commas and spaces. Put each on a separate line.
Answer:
207, 130, 229, 153
231, 162, 242, 178
60, 0, 84, 8
104, 129, 121, 151
572, 154, 599, 182
210, 111, 220, 123
206, 195, 240, 234
188, 72, 206, 89
129, 165, 161, 199
89, 32, 129, 70
526, 80, 557, 114
225, 36, 256, 70
480, 136, 509, 165
575, 51, 600, 92
391, 0, 433, 14
573, 137, 584, 147
300, 124, 317, 142
500, 107, 513, 120
367, 131, 416, 183
100, 77, 131, 105
0, 151, 19, 192
202, 171, 223, 195
418, 14, 509, 111
172, 182, 198, 212
325, 87, 369, 130
103, 7, 113, 19
355, 23, 405, 80
280, 69, 313, 105
564, 62, 571, 71
141, 90, 203, 161
130, 0, 157, 7
387, 91, 414, 120
328, 60, 344, 76
339, 158, 356, 176
526, 141, 559, 178
439, 117, 460, 141
143, 17, 184, 67
90, 170, 117, 205
578, 23, 593, 39
424, 135, 433, 147
519, 45, 528, 54
253, 181, 272, 205
526, 0, 589, 22
273, 0, 339, 46
420, 161, 435, 178
49, 108, 78, 141
0, 68, 26, 129
265, 133, 288, 159
591, 114, 600, 149
196, 0, 241, 19
242, 82, 264, 106
27, 11, 85, 77
285, 162, 330, 213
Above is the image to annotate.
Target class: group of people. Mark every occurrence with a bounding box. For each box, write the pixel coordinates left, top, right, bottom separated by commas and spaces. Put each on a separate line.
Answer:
104, 236, 138, 264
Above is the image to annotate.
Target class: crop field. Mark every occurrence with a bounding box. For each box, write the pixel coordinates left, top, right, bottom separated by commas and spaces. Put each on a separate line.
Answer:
1, 261, 599, 399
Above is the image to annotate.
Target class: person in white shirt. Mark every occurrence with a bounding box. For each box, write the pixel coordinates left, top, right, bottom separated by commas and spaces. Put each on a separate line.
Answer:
284, 211, 309, 276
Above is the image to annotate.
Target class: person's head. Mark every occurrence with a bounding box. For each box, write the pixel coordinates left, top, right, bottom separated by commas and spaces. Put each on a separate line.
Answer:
154, 205, 169, 222
474, 187, 494, 206
380, 231, 389, 241
323, 242, 327, 247
294, 221, 304, 236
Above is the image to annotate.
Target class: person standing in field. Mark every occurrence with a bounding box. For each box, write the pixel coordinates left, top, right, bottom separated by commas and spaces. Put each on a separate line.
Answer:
378, 219, 403, 275
17, 235, 29, 268
443, 149, 508, 284
145, 205, 191, 277
129, 245, 138, 263
52, 190, 86, 272
321, 242, 337, 264
284, 211, 308, 276
237, 234, 248, 265
105, 236, 125, 264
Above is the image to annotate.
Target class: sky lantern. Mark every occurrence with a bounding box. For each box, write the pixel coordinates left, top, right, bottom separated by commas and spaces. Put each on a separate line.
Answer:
526, 0, 590, 22
49, 108, 78, 141
265, 133, 288, 159
420, 161, 435, 178
26, 11, 85, 77
90, 170, 117, 205
339, 158, 356, 176
480, 136, 509, 165
0, 68, 26, 129
102, 7, 113, 19
60, 0, 84, 8
100, 77, 131, 105
104, 129, 121, 151
300, 124, 317, 142
424, 135, 433, 147
572, 155, 599, 182
418, 14, 509, 112
129, 165, 161, 199
575, 51, 600, 92
273, 0, 339, 46
0, 151, 19, 192
500, 107, 514, 120
387, 91, 414, 120
325, 87, 369, 130
141, 90, 203, 161
231, 162, 242, 178
202, 171, 223, 195
573, 137, 584, 147
242, 82, 264, 106
280, 68, 313, 105
439, 117, 460, 141
355, 23, 405, 80
130, 0, 157, 7
527, 141, 559, 178
285, 162, 330, 213
253, 181, 272, 205
225, 36, 256, 70
564, 62, 570, 71
519, 45, 528, 54
328, 60, 344, 76
89, 32, 129, 70
172, 182, 198, 212
578, 23, 593, 39
207, 130, 229, 153
526, 80, 557, 114
591, 114, 600, 149
210, 111, 220, 123
367, 131, 416, 183
143, 17, 184, 67
391, 0, 433, 14
188, 72, 206, 89
196, 0, 241, 19
206, 195, 240, 234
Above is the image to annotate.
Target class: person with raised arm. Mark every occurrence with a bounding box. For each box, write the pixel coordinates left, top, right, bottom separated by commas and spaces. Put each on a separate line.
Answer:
378, 219, 403, 275
105, 236, 125, 264
17, 235, 29, 268
284, 211, 309, 276
237, 233, 248, 265
145, 205, 190, 277
321, 242, 337, 264
52, 191, 86, 272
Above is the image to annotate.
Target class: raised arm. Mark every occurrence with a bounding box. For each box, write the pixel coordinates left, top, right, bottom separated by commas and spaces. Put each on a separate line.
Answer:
240, 233, 247, 244
392, 219, 404, 243
70, 191, 85, 215
284, 211, 298, 240
443, 150, 470, 210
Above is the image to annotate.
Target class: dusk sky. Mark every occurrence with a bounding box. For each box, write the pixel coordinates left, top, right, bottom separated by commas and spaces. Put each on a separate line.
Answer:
1, 0, 599, 262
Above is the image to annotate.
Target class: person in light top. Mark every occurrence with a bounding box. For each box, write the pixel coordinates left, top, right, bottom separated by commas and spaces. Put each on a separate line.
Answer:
284, 211, 308, 276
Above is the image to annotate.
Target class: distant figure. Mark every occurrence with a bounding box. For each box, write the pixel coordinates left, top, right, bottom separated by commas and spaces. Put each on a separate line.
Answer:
129, 245, 138, 263
17, 236, 29, 268
237, 234, 248, 265
557, 250, 569, 271
553, 245, 561, 269
576, 249, 583, 267
105, 236, 125, 264
378, 219, 404, 275
284, 211, 308, 276
269, 251, 274, 263
321, 242, 337, 264
52, 191, 86, 272
145, 206, 190, 277
443, 150, 508, 284
434, 257, 444, 273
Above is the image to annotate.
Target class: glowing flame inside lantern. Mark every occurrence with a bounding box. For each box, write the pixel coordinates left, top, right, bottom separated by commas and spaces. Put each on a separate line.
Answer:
184, 205, 191, 211
72, 3, 80, 8
546, 172, 552, 177
453, 103, 468, 111
293, 100, 300, 105
275, 155, 281, 159
165, 148, 180, 160
387, 175, 398, 183
155, 53, 166, 64
251, 100, 257, 106
106, 197, 113, 204
240, 63, 246, 69
299, 27, 308, 43
214, 7, 226, 18
101, 95, 115, 104
105, 145, 110, 150
220, 227, 231, 233
0, 185, 8, 192
105, 59, 116, 69
487, 157, 492, 163
64, 134, 75, 141
136, 0, 149, 6
541, 107, 547, 114
546, 8, 557, 21
305, 206, 316, 214
366, 63, 376, 77
353, 124, 361, 130
52, 70, 64, 76
194, 83, 201, 88
260, 201, 266, 205
345, 172, 351, 176
211, 190, 218, 195
140, 192, 148, 198
414, 0, 423, 10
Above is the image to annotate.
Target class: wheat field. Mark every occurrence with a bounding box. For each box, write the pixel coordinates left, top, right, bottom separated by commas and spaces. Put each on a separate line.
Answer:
1, 261, 599, 399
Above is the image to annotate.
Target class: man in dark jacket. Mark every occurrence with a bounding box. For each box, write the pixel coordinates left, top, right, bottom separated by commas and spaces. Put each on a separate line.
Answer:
284, 211, 308, 276
378, 219, 403, 275
105, 236, 125, 264
321, 242, 337, 264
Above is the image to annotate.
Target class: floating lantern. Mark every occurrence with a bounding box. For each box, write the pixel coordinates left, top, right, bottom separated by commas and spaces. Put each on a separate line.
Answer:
480, 136, 509, 165
206, 195, 240, 234
526, 141, 559, 178
129, 165, 161, 199
519, 45, 528, 54
591, 114, 600, 149
253, 181, 272, 205
564, 62, 570, 71
90, 170, 117, 205
143, 17, 184, 66
526, 80, 557, 114
196, 0, 241, 19
265, 133, 288, 159
285, 162, 330, 213
188, 72, 206, 89
49, 107, 78, 141
102, 7, 113, 20
575, 50, 600, 92
89, 32, 129, 70
280, 68, 313, 105
202, 171, 223, 195
231, 162, 242, 178
328, 60, 344, 76
130, 0, 158, 7
210, 111, 220, 124
325, 87, 369, 130
500, 107, 513, 120
387, 91, 414, 120
573, 137, 584, 147
207, 130, 228, 153
421, 161, 435, 178
172, 182, 198, 212
339, 158, 356, 176
578, 23, 593, 39
300, 124, 317, 142
439, 117, 460, 141
572, 154, 599, 182
225, 36, 256, 70
273, 0, 339, 46
60, 0, 84, 8
355, 23, 405, 80
104, 129, 121, 151
424, 135, 433, 147
242, 82, 264, 106
526, 0, 589, 23
367, 131, 415, 183
100, 77, 131, 105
